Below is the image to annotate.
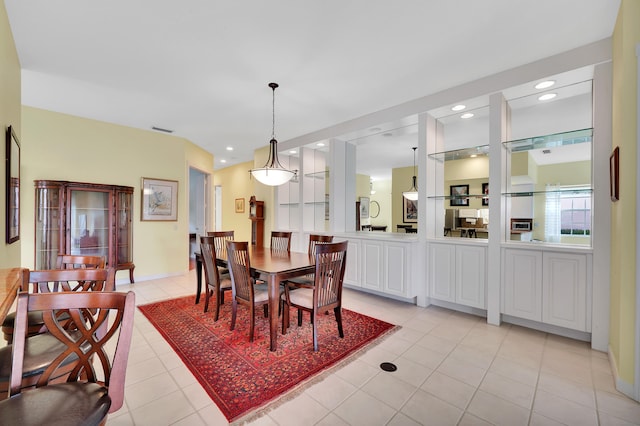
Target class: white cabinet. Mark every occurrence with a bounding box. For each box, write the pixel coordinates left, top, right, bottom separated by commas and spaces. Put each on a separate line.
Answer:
503, 249, 543, 321
429, 244, 455, 302
362, 240, 384, 291
429, 242, 486, 309
502, 248, 589, 332
341, 236, 414, 299
456, 245, 486, 308
542, 252, 587, 330
343, 239, 361, 287
383, 242, 409, 297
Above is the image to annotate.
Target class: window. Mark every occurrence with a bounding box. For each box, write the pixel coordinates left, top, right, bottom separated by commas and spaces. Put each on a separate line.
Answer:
560, 189, 591, 236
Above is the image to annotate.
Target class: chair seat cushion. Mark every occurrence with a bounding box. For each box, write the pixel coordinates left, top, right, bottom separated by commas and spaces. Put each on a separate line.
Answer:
0, 382, 110, 426
220, 277, 232, 290
1, 310, 45, 329
252, 284, 271, 303
284, 276, 314, 288
0, 333, 79, 381
287, 288, 314, 309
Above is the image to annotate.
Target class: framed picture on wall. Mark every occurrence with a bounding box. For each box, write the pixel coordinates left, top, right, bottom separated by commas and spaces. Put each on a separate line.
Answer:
359, 197, 370, 218
610, 146, 619, 202
450, 184, 469, 206
235, 198, 245, 213
482, 183, 489, 206
141, 177, 178, 221
403, 197, 417, 223
5, 125, 20, 243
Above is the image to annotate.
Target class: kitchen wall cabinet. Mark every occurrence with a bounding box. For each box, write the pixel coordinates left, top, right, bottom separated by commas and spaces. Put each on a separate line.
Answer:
34, 180, 135, 282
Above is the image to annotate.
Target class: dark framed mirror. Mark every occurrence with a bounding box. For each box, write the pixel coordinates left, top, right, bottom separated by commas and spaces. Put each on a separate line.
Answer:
6, 125, 20, 244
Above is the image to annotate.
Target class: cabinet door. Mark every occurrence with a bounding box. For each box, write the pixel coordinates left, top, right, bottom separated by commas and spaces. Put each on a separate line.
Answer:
429, 244, 455, 302
455, 245, 486, 309
35, 184, 64, 269
503, 249, 542, 321
68, 188, 111, 260
362, 240, 383, 291
542, 252, 587, 331
343, 239, 361, 287
384, 242, 407, 297
115, 190, 133, 267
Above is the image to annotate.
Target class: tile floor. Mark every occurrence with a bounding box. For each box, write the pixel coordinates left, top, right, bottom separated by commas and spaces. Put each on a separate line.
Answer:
105, 270, 640, 426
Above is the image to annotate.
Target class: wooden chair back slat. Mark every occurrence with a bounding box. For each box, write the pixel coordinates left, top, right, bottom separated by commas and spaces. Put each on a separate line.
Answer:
9, 290, 135, 413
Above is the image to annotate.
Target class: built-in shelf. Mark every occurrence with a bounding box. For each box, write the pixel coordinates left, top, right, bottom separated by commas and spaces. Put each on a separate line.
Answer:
503, 188, 593, 197
304, 171, 329, 179
502, 128, 592, 153
429, 145, 489, 162
428, 194, 489, 200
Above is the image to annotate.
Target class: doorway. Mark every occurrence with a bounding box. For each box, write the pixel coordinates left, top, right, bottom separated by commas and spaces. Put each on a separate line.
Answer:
189, 167, 210, 267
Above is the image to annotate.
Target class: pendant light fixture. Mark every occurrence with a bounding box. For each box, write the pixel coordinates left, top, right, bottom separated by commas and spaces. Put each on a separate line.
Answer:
250, 82, 297, 186
402, 147, 418, 201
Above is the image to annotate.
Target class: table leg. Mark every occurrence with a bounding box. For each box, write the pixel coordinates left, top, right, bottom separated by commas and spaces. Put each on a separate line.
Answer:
195, 254, 203, 304
268, 274, 279, 351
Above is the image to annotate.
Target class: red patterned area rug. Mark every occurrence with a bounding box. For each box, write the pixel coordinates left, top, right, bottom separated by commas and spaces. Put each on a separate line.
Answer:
138, 295, 397, 424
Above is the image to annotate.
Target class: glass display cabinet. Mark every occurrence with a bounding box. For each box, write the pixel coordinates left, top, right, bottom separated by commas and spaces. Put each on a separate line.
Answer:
34, 180, 135, 282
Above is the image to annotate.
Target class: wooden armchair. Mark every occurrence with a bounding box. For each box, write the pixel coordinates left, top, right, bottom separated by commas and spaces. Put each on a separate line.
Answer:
2, 264, 113, 343
0, 290, 135, 425
56, 254, 106, 269
282, 241, 348, 351
0, 268, 114, 398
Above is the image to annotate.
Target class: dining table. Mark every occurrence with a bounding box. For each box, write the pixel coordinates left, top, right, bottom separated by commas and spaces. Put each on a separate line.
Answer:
195, 246, 315, 351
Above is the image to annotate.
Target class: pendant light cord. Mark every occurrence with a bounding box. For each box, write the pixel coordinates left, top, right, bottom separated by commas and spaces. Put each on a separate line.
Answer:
269, 82, 278, 140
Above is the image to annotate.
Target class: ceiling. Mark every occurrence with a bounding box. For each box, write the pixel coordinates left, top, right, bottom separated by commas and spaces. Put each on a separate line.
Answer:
5, 1, 620, 176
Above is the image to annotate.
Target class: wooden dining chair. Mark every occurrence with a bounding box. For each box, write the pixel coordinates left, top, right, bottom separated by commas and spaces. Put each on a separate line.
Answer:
208, 230, 234, 274
56, 254, 106, 269
226, 241, 270, 342
282, 240, 348, 351
200, 236, 232, 321
0, 268, 115, 399
1, 258, 111, 343
270, 231, 292, 252
0, 290, 135, 426
282, 234, 334, 289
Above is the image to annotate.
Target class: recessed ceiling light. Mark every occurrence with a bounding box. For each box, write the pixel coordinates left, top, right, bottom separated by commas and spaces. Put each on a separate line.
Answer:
535, 80, 555, 89
451, 104, 466, 111
220, 159, 227, 163
317, 142, 325, 147
226, 146, 233, 151
289, 150, 297, 154
538, 93, 557, 101
470, 154, 477, 158
461, 113, 474, 119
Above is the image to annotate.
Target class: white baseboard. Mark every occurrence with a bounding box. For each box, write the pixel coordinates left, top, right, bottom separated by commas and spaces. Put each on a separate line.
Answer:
608, 345, 638, 401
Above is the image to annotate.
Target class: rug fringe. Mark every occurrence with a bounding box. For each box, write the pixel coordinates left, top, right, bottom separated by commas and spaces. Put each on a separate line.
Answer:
229, 325, 401, 425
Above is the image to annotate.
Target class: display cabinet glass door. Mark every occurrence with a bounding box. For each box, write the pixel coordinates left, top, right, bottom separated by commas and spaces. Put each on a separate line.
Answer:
68, 189, 110, 259
117, 191, 133, 265
35, 186, 62, 269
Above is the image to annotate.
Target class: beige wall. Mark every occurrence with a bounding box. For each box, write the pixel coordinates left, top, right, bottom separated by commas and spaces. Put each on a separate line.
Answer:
212, 160, 255, 243
370, 178, 392, 230
0, 0, 21, 268
20, 107, 214, 282
610, 0, 639, 388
